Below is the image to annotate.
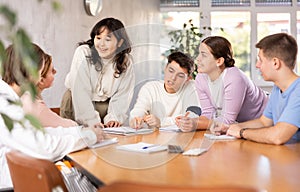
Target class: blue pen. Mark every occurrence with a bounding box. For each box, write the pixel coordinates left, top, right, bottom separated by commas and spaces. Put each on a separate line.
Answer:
142, 144, 159, 149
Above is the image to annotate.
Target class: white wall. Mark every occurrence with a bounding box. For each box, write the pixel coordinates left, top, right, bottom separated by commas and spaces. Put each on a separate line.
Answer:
0, 0, 161, 107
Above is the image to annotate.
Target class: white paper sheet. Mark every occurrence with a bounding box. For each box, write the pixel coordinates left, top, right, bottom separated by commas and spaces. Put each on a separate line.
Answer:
89, 137, 119, 149
116, 142, 168, 153
204, 133, 236, 140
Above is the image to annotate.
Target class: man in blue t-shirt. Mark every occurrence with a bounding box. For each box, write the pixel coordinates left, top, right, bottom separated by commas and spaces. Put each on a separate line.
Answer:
213, 33, 300, 145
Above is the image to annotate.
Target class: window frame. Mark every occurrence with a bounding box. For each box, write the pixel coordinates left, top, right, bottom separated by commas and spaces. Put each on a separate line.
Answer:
160, 0, 299, 87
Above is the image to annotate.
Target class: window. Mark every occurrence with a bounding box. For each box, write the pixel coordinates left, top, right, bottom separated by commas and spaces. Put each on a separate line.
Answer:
211, 0, 250, 7
160, 12, 200, 71
255, 0, 292, 6
160, 0, 299, 86
211, 12, 251, 76
160, 0, 200, 7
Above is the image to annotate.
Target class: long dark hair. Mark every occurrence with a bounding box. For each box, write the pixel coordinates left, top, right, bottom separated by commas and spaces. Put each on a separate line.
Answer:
79, 17, 132, 77
202, 36, 235, 68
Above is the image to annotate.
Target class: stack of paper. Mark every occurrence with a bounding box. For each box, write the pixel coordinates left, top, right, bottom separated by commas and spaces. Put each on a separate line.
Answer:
116, 142, 168, 153
103, 126, 154, 135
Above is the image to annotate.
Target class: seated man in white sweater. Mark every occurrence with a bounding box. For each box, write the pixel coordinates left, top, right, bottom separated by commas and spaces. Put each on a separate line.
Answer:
0, 79, 104, 189
129, 51, 200, 131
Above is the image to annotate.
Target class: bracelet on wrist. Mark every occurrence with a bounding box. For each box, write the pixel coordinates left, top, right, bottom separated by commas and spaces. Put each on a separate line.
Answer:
239, 128, 248, 139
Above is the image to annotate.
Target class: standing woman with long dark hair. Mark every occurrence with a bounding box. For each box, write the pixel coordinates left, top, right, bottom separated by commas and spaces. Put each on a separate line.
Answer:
61, 17, 134, 127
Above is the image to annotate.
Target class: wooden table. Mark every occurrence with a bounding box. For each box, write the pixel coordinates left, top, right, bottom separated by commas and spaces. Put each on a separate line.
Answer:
67, 130, 300, 192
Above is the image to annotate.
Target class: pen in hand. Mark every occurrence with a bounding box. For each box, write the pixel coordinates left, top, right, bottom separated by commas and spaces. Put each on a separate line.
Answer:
184, 111, 190, 118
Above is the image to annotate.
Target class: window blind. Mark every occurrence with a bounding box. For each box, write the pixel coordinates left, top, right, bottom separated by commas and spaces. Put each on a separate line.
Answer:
211, 0, 250, 7
160, 0, 200, 7
255, 0, 292, 6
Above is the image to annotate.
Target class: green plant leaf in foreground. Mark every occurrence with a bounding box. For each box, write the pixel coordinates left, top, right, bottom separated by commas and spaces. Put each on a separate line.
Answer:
24, 114, 43, 132
1, 113, 14, 132
0, 5, 16, 27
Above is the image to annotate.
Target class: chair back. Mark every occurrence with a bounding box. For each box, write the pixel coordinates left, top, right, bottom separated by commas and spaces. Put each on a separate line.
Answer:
99, 181, 261, 192
6, 150, 68, 192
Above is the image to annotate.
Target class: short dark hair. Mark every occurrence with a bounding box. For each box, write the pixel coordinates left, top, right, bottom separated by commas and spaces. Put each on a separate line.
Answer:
255, 33, 297, 70
167, 51, 194, 75
201, 36, 235, 68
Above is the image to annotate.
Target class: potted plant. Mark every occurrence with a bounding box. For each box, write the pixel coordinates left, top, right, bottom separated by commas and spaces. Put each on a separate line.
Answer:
163, 19, 221, 78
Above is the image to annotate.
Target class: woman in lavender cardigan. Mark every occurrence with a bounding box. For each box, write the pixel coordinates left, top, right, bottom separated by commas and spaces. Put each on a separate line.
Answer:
176, 36, 268, 131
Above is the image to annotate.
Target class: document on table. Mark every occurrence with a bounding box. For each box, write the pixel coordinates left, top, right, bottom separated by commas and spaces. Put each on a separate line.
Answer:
116, 142, 168, 153
182, 148, 207, 156
204, 133, 236, 140
89, 137, 119, 149
159, 125, 181, 132
103, 126, 154, 135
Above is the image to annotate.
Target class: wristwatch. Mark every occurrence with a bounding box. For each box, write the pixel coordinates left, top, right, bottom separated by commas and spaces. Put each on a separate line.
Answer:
240, 128, 248, 139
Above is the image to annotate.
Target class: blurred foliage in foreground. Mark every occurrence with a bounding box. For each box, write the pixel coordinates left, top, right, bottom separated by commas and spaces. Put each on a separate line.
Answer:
0, 1, 61, 131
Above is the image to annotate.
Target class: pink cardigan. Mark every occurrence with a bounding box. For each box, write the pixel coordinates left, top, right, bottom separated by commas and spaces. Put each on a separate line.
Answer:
196, 67, 268, 124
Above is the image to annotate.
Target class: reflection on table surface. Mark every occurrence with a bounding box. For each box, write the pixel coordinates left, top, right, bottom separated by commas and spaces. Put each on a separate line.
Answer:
67, 130, 300, 192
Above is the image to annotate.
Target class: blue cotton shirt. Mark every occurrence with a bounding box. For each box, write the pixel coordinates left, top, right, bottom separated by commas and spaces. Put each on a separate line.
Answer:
263, 78, 300, 139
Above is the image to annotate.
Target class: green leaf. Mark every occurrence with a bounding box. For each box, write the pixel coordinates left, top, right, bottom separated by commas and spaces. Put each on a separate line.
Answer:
0, 40, 6, 75
13, 30, 39, 80
20, 82, 38, 99
1, 113, 14, 131
0, 5, 17, 27
52, 1, 62, 11
24, 114, 43, 131
7, 98, 22, 107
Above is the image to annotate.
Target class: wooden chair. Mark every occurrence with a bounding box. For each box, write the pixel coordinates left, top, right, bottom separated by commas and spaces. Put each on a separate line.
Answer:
6, 150, 68, 192
98, 181, 260, 192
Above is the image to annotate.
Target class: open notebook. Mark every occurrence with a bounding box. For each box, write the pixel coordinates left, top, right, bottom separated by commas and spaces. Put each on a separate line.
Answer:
103, 126, 154, 135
